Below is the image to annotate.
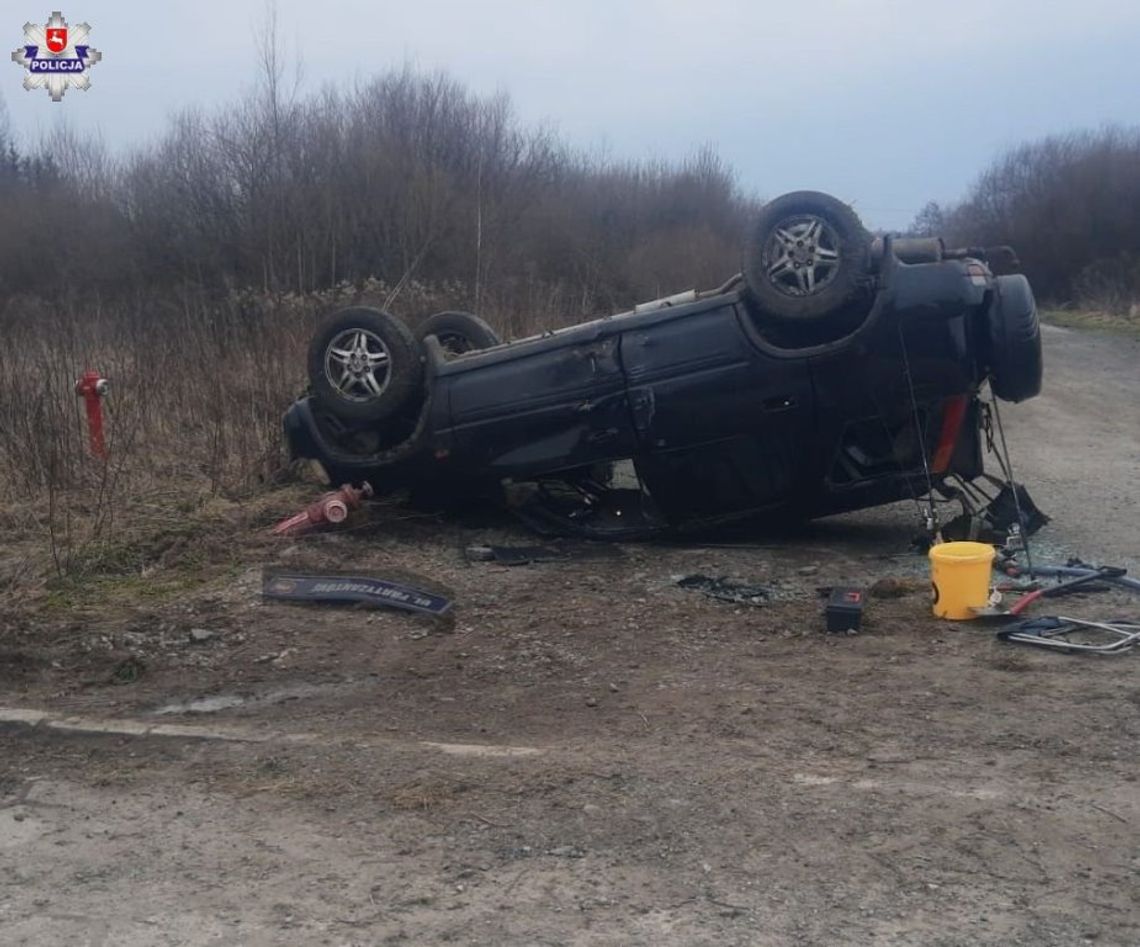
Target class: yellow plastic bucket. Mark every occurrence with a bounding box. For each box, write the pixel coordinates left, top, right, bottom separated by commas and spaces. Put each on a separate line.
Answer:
928, 541, 995, 620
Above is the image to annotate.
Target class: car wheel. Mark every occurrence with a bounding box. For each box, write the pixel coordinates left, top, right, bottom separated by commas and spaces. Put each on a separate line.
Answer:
307, 307, 424, 422
416, 310, 501, 356
742, 191, 872, 322
985, 274, 1043, 403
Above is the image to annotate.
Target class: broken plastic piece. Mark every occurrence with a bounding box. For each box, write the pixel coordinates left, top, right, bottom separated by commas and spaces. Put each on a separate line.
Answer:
677, 575, 770, 607
938, 477, 1049, 545
262, 570, 452, 616
465, 542, 626, 565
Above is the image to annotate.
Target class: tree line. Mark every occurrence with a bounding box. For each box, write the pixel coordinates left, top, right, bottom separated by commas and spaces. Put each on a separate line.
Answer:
911, 126, 1140, 309
0, 68, 755, 320
2, 68, 1136, 318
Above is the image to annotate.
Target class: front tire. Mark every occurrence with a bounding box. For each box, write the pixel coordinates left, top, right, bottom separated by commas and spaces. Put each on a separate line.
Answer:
985, 274, 1043, 403
416, 311, 501, 357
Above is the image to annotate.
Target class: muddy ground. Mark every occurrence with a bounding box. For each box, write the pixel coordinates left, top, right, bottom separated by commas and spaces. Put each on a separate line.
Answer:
1, 325, 1138, 946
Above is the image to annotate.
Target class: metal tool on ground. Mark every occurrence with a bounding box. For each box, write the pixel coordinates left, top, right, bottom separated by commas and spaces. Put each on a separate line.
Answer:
998, 616, 1140, 655
995, 578, 1114, 596
1001, 560, 1140, 596
272, 482, 374, 536
825, 587, 865, 633
970, 566, 1124, 622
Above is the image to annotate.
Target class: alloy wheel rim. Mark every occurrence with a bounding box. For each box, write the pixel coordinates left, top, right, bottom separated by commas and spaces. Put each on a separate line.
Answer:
761, 214, 842, 297
324, 328, 392, 402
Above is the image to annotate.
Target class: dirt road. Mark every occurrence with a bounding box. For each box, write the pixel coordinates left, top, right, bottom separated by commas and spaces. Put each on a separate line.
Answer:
1006, 325, 1140, 568
2, 325, 1138, 946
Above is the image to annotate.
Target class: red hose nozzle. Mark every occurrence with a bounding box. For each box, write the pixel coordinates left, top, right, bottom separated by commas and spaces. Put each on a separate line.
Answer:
272, 482, 374, 536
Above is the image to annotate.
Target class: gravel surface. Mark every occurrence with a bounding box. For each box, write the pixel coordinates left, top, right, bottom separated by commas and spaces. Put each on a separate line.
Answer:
1, 325, 1138, 947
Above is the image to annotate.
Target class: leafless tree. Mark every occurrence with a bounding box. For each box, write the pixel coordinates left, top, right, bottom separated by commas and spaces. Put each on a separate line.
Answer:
933, 126, 1140, 304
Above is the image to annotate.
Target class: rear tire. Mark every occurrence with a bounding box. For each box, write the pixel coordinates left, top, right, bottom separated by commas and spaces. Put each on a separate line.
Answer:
985, 274, 1043, 403
743, 191, 872, 323
416, 311, 500, 356
307, 307, 424, 423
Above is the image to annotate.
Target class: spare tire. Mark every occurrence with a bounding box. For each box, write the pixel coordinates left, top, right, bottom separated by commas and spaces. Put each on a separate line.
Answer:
985, 274, 1043, 403
307, 307, 424, 422
743, 191, 872, 322
416, 310, 500, 357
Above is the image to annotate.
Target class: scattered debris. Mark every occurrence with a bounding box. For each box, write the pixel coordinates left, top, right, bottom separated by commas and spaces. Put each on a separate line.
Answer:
939, 477, 1050, 544
111, 656, 145, 685
188, 628, 217, 644
1003, 560, 1140, 596
512, 484, 668, 541
676, 575, 770, 607
272, 482, 373, 536
972, 567, 1123, 622
995, 579, 1113, 596
465, 542, 626, 566
998, 616, 1140, 655
545, 846, 587, 859
825, 587, 866, 634
466, 545, 567, 565
262, 570, 453, 617
868, 577, 923, 600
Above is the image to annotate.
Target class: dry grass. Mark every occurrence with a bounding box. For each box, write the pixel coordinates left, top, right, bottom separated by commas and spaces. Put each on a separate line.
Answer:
1041, 307, 1140, 335
0, 287, 381, 585
0, 278, 602, 597
0, 305, 297, 585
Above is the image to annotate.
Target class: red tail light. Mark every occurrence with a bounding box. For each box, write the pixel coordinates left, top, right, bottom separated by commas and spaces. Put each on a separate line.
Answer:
931, 395, 969, 474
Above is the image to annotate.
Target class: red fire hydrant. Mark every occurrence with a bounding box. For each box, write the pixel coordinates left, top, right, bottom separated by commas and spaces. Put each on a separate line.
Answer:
272, 482, 374, 536
75, 370, 110, 460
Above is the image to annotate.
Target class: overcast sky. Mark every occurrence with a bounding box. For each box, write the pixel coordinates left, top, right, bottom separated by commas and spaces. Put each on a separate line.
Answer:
5, 0, 1140, 230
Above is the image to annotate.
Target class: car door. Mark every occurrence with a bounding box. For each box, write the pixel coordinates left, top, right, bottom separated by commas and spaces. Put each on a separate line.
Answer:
620, 300, 815, 523
445, 331, 640, 479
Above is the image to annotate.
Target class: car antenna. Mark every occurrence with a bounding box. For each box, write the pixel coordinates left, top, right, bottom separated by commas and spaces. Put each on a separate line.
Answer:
897, 325, 939, 536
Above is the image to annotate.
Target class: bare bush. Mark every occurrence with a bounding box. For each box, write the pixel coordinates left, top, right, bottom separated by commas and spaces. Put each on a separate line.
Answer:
918, 126, 1140, 307
2, 65, 752, 307
1072, 254, 1140, 315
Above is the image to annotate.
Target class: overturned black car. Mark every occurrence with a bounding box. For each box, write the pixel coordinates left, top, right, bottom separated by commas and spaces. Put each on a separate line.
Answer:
285, 191, 1044, 539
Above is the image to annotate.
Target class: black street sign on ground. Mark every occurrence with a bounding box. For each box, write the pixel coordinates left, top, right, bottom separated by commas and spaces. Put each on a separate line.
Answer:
262, 571, 453, 617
